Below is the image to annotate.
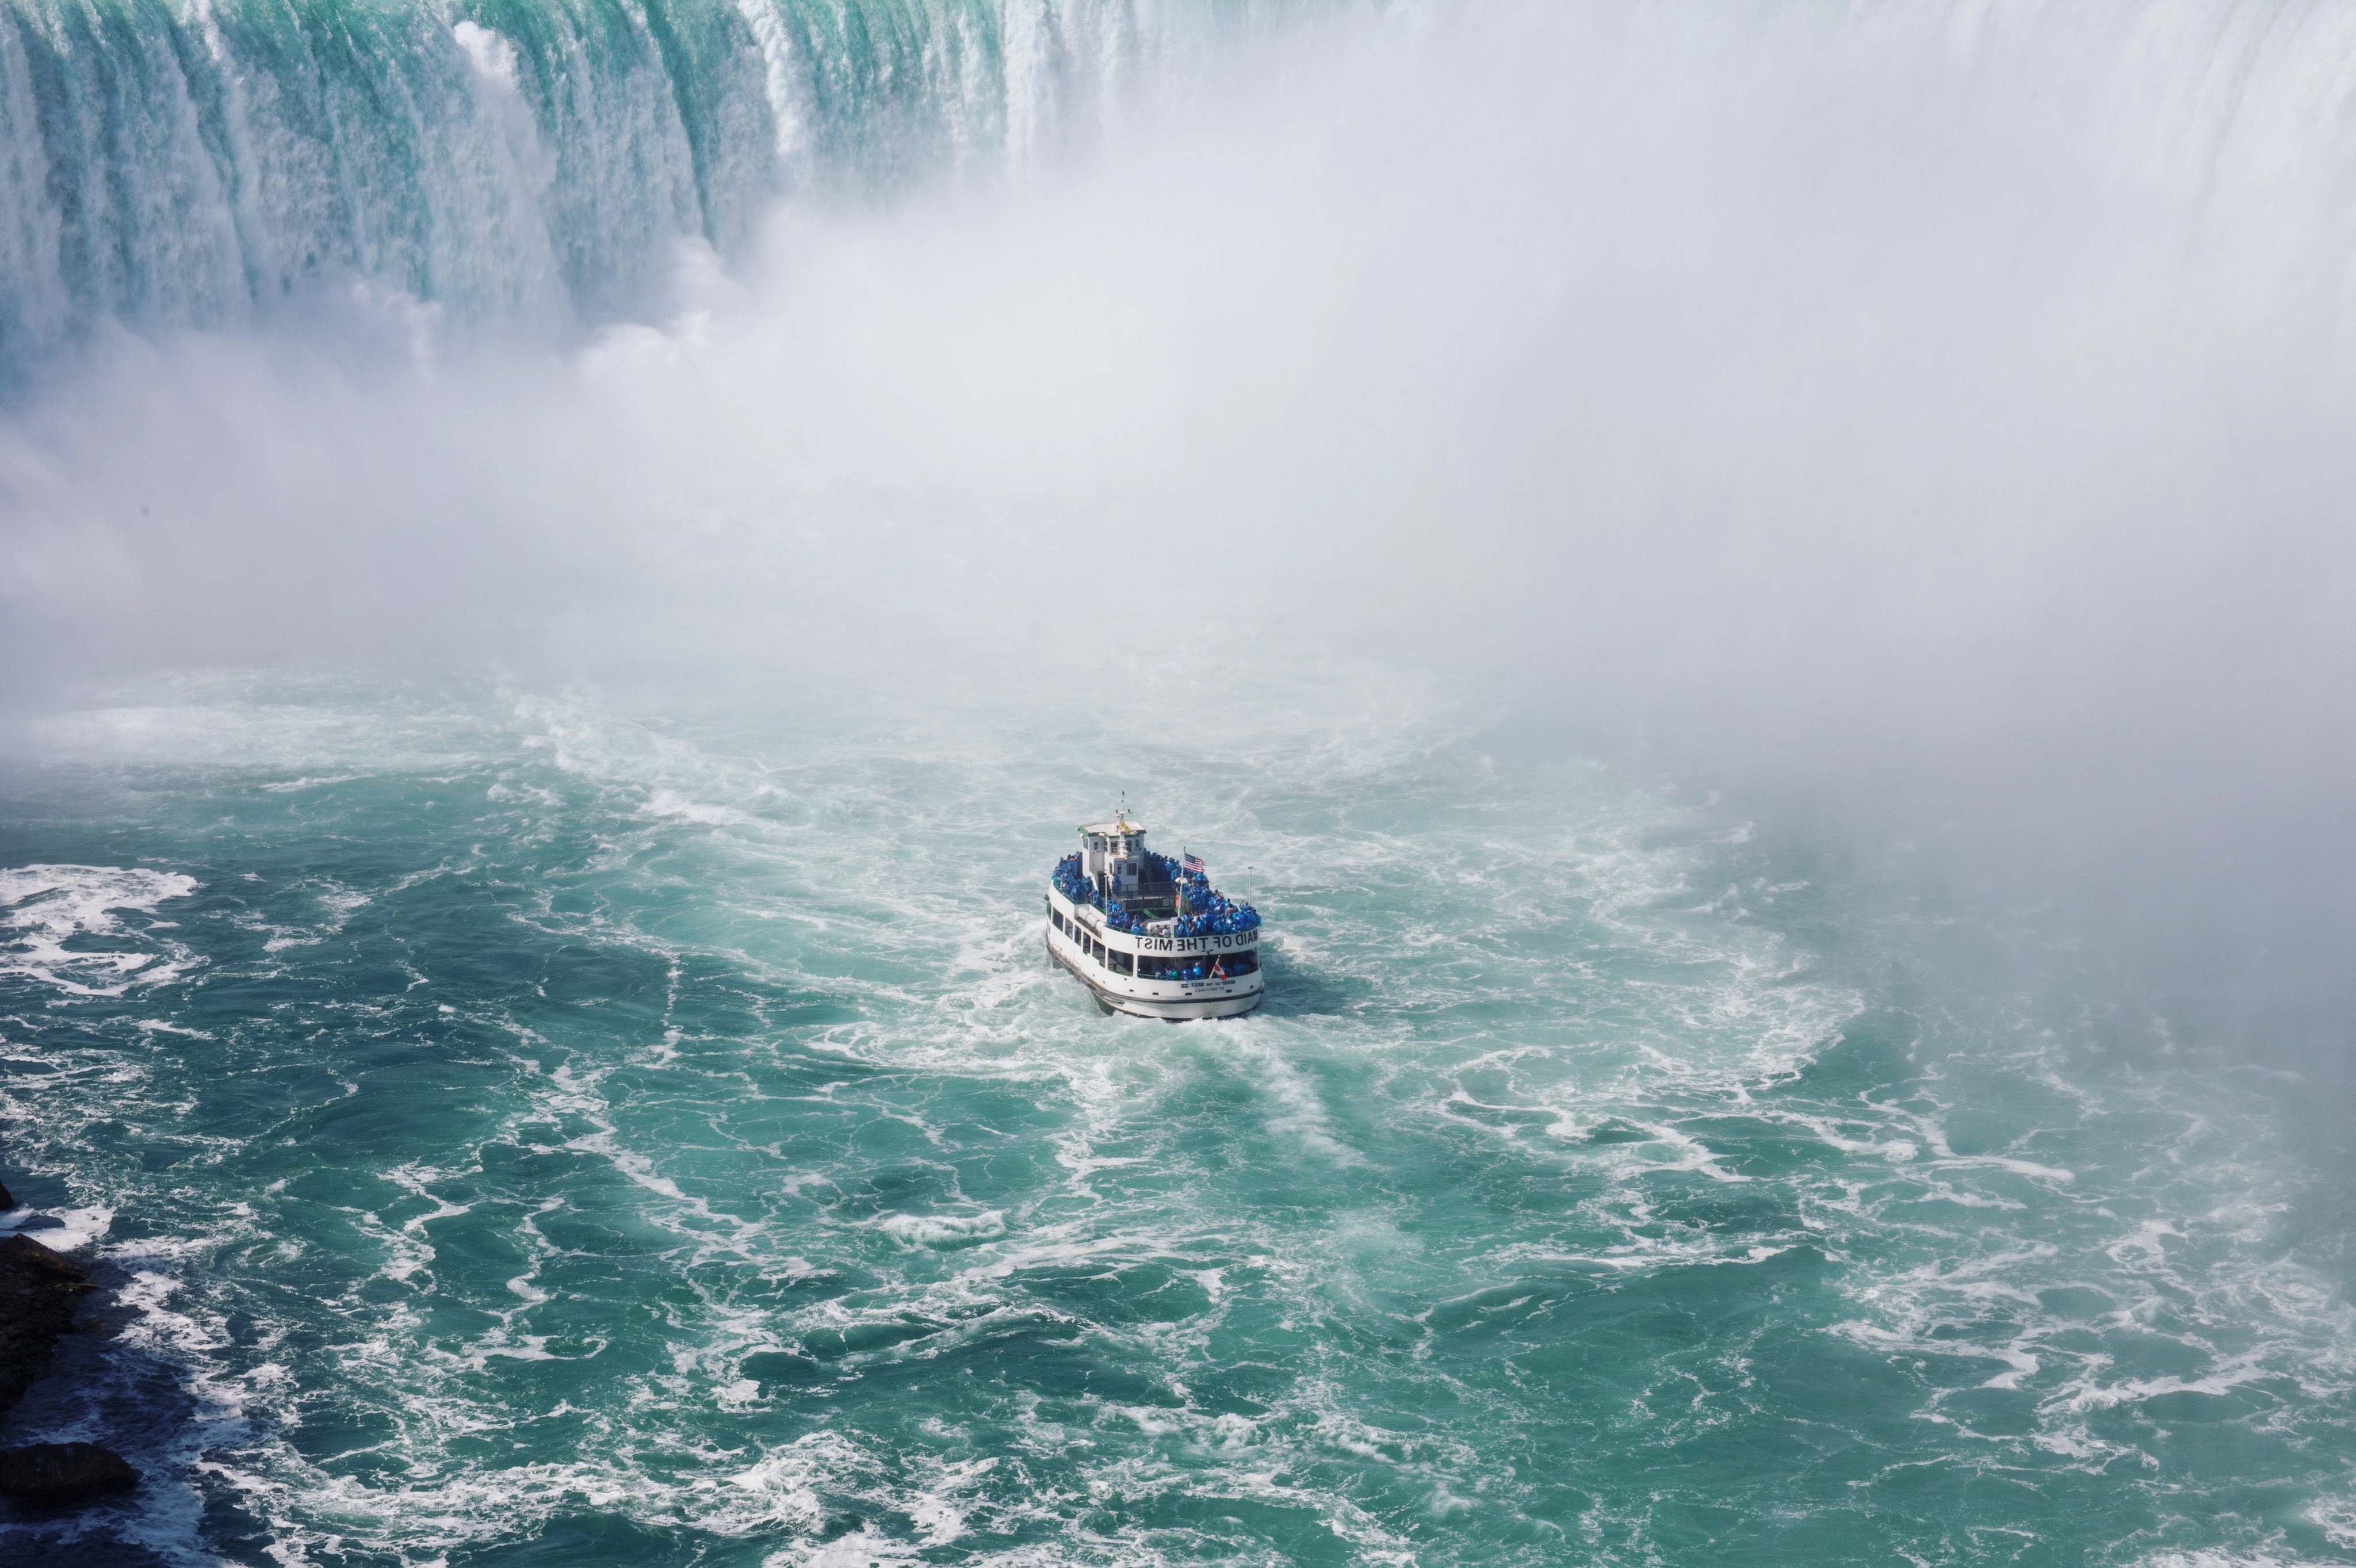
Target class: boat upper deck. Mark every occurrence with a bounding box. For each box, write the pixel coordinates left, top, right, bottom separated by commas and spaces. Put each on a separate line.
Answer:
1053, 817, 1260, 940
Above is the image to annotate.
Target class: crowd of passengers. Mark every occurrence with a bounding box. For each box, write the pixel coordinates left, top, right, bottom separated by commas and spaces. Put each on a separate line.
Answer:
1135, 951, 1260, 981
1050, 851, 1261, 937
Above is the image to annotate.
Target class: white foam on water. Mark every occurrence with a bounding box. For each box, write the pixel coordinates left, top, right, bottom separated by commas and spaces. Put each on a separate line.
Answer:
1810, 1041, 2356, 1485
135, 1019, 216, 1039
874, 1210, 1009, 1248
249, 877, 373, 953
0, 864, 200, 995
373, 1162, 475, 1284
0, 1203, 112, 1250
642, 787, 758, 828
2308, 1498, 2356, 1549
1219, 1032, 1368, 1168
6, 680, 2355, 1567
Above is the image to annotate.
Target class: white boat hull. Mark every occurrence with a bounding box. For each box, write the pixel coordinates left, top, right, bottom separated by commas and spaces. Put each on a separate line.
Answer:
1045, 925, 1265, 1021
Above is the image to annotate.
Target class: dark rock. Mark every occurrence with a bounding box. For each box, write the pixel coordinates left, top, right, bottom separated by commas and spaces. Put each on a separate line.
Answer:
0, 1233, 90, 1417
0, 1443, 138, 1505
0, 1177, 14, 1211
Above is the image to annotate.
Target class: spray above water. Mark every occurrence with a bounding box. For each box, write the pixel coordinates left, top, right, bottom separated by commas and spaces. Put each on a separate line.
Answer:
4, 0, 2351, 1011
3, 4, 2356, 1560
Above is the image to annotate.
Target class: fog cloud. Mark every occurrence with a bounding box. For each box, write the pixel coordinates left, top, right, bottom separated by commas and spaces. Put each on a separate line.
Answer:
3, 0, 2351, 1030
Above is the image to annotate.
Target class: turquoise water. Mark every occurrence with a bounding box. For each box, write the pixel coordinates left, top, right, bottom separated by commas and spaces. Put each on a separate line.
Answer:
3, 679, 2352, 1565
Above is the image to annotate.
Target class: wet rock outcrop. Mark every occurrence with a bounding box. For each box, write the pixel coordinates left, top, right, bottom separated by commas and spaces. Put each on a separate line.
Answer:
0, 1233, 90, 1416
0, 1227, 139, 1507
0, 1441, 139, 1505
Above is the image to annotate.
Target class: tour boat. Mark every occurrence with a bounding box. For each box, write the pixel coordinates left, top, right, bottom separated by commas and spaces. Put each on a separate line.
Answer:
1045, 813, 1265, 1020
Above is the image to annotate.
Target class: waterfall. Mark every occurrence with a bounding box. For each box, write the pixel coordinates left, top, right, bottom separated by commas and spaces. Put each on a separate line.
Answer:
0, 0, 1244, 373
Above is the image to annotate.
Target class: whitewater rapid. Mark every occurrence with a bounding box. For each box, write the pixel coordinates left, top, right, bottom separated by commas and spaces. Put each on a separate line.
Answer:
1, 676, 2351, 1565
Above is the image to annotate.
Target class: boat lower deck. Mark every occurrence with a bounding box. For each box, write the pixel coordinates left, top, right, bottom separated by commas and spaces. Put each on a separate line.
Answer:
1045, 930, 1264, 1021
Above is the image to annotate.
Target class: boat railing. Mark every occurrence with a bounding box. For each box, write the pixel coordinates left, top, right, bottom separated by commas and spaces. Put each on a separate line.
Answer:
1052, 856, 1260, 936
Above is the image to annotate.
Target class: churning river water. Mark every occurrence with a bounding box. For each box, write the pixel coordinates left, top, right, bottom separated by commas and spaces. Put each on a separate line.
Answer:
2, 675, 2351, 1566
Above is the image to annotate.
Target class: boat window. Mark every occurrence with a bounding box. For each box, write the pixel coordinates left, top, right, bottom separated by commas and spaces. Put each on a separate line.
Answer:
1137, 950, 1259, 981
1110, 950, 1134, 976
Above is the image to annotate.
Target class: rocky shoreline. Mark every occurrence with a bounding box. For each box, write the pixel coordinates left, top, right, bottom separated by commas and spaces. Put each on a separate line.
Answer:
0, 1176, 140, 1509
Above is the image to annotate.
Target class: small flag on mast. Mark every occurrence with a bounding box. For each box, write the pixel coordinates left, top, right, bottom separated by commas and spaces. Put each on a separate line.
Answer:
1182, 852, 1206, 877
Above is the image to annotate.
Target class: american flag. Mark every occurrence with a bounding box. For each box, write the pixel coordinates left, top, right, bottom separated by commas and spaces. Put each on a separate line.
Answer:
1182, 852, 1206, 876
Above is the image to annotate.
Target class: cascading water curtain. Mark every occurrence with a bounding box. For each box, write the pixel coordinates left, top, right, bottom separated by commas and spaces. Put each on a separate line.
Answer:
0, 0, 1260, 376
